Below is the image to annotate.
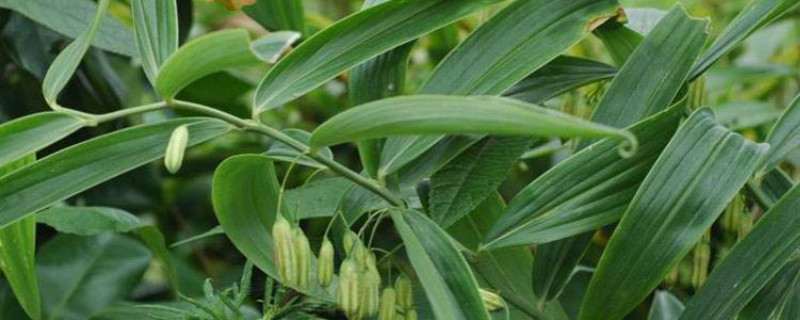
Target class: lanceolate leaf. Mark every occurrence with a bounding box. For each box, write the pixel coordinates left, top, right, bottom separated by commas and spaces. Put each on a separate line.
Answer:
690, 0, 800, 79
0, 0, 136, 57
310, 95, 636, 152
390, 209, 491, 320
0, 118, 232, 229
762, 93, 800, 173
36, 207, 143, 236
679, 183, 800, 320
578, 109, 769, 320
243, 0, 306, 36
648, 291, 685, 320
0, 112, 84, 166
593, 23, 644, 67
381, 0, 619, 177
253, 0, 505, 113
0, 156, 40, 320
131, 0, 179, 85
155, 29, 262, 99
532, 233, 593, 303
41, 0, 111, 107
504, 56, 617, 105
483, 105, 683, 249
739, 259, 800, 320
250, 31, 301, 64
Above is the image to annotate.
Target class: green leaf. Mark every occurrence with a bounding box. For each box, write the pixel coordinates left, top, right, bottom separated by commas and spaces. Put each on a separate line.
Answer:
0, 156, 40, 320
250, 31, 302, 64
310, 95, 637, 153
678, 184, 800, 320
155, 29, 262, 99
380, 0, 620, 177
532, 233, 593, 303
594, 23, 644, 67
243, 0, 306, 36
133, 226, 181, 296
38, 234, 151, 320
690, 0, 800, 79
41, 0, 111, 107
393, 136, 481, 187
648, 291, 684, 320
578, 109, 769, 320
0, 0, 136, 57
430, 136, 531, 228
264, 129, 332, 169
170, 225, 224, 248
0, 112, 84, 169
252, 0, 506, 113
714, 101, 780, 130
284, 178, 354, 219
483, 105, 683, 249
131, 0, 179, 85
0, 118, 232, 229
748, 168, 794, 209
762, 93, 800, 173
37, 207, 143, 236
504, 56, 617, 104
739, 259, 800, 320
390, 209, 491, 320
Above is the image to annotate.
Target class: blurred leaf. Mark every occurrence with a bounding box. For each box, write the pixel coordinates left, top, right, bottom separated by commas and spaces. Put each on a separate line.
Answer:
391, 209, 491, 320
250, 31, 301, 64
714, 101, 780, 130
0, 112, 84, 168
41, 0, 111, 107
37, 206, 142, 236
265, 129, 332, 169
504, 56, 617, 104
0, 155, 39, 320
310, 95, 636, 151
579, 109, 769, 320
133, 226, 181, 296
155, 29, 262, 99
243, 0, 305, 35
253, 0, 507, 113
131, 0, 179, 85
38, 234, 151, 320
0, 0, 136, 56
762, 94, 800, 173
0, 118, 232, 229
648, 291, 684, 320
690, 0, 800, 78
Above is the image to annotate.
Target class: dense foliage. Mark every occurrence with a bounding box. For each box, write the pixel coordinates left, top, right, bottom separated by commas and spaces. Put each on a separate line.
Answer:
0, 0, 799, 319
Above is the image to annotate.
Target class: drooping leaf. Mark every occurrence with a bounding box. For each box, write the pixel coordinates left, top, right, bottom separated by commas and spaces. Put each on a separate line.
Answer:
648, 291, 685, 320
739, 259, 800, 320
483, 105, 683, 249
155, 29, 262, 99
0, 112, 84, 169
578, 109, 769, 320
0, 0, 136, 56
390, 209, 491, 320
244, 0, 306, 36
131, 0, 179, 84
252, 0, 507, 113
41, 0, 111, 107
0, 156, 40, 320
264, 128, 332, 169
690, 0, 800, 78
38, 234, 151, 320
0, 118, 232, 229
504, 56, 617, 104
713, 100, 780, 130
679, 184, 800, 320
37, 206, 143, 236
310, 95, 636, 152
430, 136, 531, 228
762, 93, 800, 173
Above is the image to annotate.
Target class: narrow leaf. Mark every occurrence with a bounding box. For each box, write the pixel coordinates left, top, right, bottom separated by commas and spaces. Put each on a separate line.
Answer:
648, 291, 685, 320
594, 23, 644, 67
0, 112, 84, 167
533, 233, 593, 303
37, 207, 143, 236
243, 0, 306, 36
578, 109, 769, 320
504, 56, 617, 104
131, 0, 179, 84
762, 93, 800, 173
739, 259, 800, 320
390, 209, 491, 320
0, 118, 232, 229
250, 31, 301, 64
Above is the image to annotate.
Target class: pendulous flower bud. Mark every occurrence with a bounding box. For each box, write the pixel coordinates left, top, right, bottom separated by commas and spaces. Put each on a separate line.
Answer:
337, 259, 361, 319
318, 237, 335, 287
272, 216, 294, 286
291, 227, 311, 290
395, 275, 413, 310
479, 289, 505, 311
359, 255, 381, 317
405, 308, 418, 320
343, 230, 358, 256
378, 288, 397, 320
164, 125, 189, 174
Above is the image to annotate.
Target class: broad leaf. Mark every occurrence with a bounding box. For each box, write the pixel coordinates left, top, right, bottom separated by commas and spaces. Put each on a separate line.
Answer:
38, 234, 151, 320
504, 56, 617, 105
762, 93, 800, 173
578, 109, 769, 320
42, 0, 111, 107
0, 0, 135, 56
131, 0, 179, 84
0, 156, 40, 320
252, 0, 506, 113
284, 178, 355, 219
0, 118, 232, 229
679, 183, 800, 320
690, 0, 800, 78
310, 95, 636, 152
243, 0, 306, 35
391, 209, 491, 320
0, 112, 84, 171
648, 291, 684, 320
155, 29, 262, 99
37, 207, 143, 236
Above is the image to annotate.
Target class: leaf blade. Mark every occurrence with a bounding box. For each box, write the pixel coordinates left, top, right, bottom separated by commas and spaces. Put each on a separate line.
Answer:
131, 0, 179, 85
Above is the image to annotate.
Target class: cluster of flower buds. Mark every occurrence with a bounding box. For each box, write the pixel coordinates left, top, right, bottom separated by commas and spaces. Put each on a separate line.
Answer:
337, 232, 381, 320
479, 289, 505, 311
272, 215, 311, 291
395, 275, 417, 320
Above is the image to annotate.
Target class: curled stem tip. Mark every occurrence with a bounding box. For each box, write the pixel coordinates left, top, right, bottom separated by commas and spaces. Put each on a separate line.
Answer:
617, 133, 639, 158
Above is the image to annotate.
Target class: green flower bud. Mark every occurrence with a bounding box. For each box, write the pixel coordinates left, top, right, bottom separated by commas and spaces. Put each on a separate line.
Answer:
272, 216, 294, 285
318, 237, 335, 287
479, 289, 505, 311
378, 288, 397, 320
337, 259, 360, 319
291, 227, 311, 290
164, 125, 189, 174
395, 275, 413, 309
343, 231, 358, 256
357, 267, 380, 318
405, 308, 418, 320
